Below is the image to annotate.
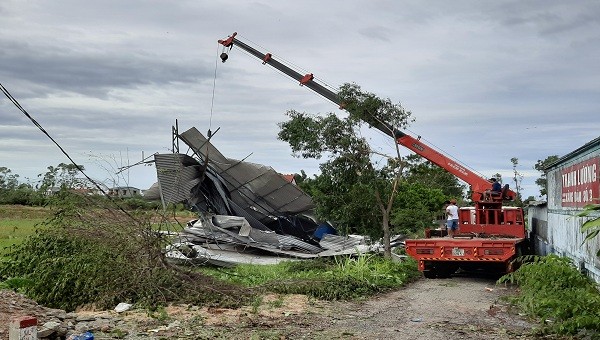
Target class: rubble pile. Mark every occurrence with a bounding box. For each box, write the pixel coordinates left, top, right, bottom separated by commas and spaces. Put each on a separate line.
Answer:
148, 127, 386, 266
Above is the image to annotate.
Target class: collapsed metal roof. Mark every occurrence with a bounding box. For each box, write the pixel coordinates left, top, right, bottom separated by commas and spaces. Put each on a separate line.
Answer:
152, 126, 385, 266
154, 127, 319, 238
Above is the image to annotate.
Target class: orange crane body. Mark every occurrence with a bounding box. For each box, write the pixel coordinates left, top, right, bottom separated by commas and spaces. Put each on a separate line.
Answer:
219, 32, 528, 277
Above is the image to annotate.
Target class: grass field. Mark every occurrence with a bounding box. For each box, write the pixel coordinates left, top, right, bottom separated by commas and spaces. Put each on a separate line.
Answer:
0, 204, 196, 256
0, 205, 50, 256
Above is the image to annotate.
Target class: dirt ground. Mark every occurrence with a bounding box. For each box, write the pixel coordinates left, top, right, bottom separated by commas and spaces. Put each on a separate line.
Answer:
0, 273, 536, 339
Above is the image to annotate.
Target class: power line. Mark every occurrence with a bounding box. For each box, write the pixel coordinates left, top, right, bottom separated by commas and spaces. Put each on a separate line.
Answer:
0, 82, 136, 219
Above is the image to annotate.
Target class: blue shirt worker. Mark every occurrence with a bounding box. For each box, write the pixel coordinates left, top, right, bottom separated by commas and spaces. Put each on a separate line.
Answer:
484, 178, 502, 201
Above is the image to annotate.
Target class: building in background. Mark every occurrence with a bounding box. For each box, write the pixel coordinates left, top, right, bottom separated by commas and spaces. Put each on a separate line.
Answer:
108, 186, 142, 198
529, 136, 600, 282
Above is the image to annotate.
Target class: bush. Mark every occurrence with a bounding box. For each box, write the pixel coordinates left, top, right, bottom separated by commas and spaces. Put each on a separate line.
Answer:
203, 254, 420, 301
498, 255, 600, 337
0, 187, 47, 206
0, 192, 250, 311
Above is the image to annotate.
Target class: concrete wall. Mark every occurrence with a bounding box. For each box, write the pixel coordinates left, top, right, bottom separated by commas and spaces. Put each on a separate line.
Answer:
541, 137, 600, 282
527, 202, 551, 256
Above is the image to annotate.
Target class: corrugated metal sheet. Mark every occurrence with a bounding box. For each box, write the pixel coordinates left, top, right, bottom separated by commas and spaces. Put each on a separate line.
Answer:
154, 153, 203, 204
153, 126, 383, 266
178, 127, 315, 222
168, 215, 376, 265
319, 234, 366, 251
527, 202, 550, 255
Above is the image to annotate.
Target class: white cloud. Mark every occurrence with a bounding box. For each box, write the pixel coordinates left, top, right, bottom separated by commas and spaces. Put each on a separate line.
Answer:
1, 0, 598, 199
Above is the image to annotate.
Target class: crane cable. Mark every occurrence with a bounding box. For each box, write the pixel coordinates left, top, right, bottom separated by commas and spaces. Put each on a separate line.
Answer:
208, 43, 223, 138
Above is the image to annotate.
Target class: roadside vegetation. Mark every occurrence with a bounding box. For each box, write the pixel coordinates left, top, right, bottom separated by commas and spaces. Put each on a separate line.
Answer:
0, 192, 250, 311
201, 255, 420, 301
0, 190, 420, 312
499, 255, 600, 337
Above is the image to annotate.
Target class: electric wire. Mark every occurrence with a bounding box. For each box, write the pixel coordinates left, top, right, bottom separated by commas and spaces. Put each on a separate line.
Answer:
0, 81, 137, 220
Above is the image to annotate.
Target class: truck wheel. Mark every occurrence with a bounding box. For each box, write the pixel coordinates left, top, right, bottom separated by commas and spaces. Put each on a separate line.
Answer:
436, 265, 456, 278
423, 269, 437, 279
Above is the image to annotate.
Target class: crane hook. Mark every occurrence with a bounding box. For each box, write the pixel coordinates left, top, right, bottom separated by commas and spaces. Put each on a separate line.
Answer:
220, 52, 228, 63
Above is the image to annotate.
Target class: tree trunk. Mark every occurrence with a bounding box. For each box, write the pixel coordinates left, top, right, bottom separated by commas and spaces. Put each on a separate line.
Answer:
374, 189, 392, 259
382, 211, 391, 259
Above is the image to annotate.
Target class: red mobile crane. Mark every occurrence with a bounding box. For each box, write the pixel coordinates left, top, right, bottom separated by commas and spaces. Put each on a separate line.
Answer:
218, 32, 528, 278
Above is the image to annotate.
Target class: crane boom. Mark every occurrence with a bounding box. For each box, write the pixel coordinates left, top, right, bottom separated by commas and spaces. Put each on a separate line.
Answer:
218, 32, 516, 202
218, 32, 528, 278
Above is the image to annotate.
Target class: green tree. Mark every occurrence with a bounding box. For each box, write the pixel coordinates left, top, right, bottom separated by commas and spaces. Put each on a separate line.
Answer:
278, 83, 412, 257
0, 167, 45, 205
511, 157, 524, 205
0, 167, 19, 190
534, 155, 559, 198
391, 182, 447, 235
38, 163, 85, 192
402, 154, 465, 198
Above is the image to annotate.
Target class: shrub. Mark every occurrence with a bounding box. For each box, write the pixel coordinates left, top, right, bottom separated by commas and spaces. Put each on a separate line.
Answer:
498, 255, 600, 336
204, 253, 420, 301
0, 191, 250, 311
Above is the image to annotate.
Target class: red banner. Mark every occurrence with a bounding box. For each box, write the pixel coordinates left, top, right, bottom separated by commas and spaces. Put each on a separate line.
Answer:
561, 157, 599, 207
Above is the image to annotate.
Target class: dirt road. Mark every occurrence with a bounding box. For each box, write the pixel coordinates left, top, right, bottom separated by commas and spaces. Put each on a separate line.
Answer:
1, 274, 535, 339
302, 274, 534, 339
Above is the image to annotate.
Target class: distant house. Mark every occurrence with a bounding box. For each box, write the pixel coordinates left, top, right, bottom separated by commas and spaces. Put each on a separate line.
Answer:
44, 187, 61, 196
108, 186, 142, 198
281, 174, 297, 185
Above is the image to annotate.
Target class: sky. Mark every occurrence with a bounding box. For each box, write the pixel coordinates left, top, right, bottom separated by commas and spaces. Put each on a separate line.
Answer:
1, 0, 599, 200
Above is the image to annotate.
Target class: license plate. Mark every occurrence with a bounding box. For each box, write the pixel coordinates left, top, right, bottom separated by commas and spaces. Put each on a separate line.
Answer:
452, 247, 464, 256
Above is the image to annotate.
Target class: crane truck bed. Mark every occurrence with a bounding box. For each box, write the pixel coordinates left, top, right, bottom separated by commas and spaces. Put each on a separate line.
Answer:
405, 205, 527, 278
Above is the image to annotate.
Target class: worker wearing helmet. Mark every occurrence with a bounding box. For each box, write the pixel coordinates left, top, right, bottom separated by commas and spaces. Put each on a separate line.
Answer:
446, 199, 459, 237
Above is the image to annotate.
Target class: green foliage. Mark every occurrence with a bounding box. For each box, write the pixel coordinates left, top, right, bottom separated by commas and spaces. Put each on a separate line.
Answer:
309, 165, 380, 237
0, 185, 47, 206
203, 255, 420, 301
0, 277, 32, 291
37, 162, 86, 192
278, 110, 363, 159
498, 255, 600, 336
391, 182, 446, 235
578, 203, 600, 256
338, 83, 413, 132
402, 154, 466, 199
534, 155, 559, 197
0, 192, 250, 311
1, 229, 116, 310
0, 167, 19, 190
510, 157, 524, 205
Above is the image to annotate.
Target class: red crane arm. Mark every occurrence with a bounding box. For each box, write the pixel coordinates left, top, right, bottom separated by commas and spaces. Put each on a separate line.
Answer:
394, 131, 506, 200
218, 32, 516, 202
